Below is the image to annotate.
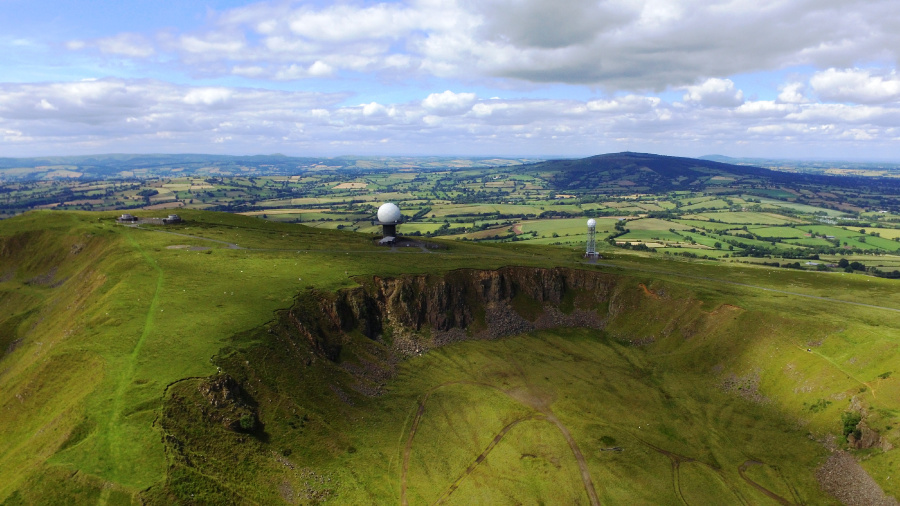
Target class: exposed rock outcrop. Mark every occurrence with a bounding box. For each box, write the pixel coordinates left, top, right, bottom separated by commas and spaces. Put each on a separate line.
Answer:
848, 422, 887, 450
198, 374, 259, 432
284, 267, 619, 362
817, 451, 898, 506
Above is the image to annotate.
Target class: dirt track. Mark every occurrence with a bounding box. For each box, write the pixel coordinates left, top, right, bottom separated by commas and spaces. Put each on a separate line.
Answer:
432, 414, 546, 505
398, 379, 796, 506
738, 460, 793, 505
400, 381, 600, 506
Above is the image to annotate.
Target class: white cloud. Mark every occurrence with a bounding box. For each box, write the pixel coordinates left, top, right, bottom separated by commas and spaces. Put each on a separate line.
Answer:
183, 88, 233, 107
272, 61, 335, 80
2, 75, 900, 158
735, 100, 796, 117
95, 33, 155, 58
810, 68, 900, 104
231, 65, 266, 78
177, 34, 246, 56
66, 33, 155, 58
36, 99, 58, 111
682, 78, 744, 107
60, 0, 900, 89
777, 82, 808, 104
422, 90, 477, 115
587, 95, 661, 113
285, 4, 430, 42
361, 102, 388, 117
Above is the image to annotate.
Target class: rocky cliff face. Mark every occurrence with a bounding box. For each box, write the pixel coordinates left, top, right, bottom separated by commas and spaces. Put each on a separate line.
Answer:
283, 267, 621, 362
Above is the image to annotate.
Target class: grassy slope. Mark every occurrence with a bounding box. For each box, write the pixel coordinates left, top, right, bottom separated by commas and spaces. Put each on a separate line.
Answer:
0, 210, 540, 501
0, 210, 898, 504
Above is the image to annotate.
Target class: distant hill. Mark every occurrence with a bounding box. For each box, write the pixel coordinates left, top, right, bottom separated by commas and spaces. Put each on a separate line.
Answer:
525, 151, 900, 194
700, 154, 900, 177
0, 154, 539, 181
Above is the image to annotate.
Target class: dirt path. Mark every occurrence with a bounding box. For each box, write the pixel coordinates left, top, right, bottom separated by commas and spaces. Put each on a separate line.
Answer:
635, 436, 794, 505
638, 438, 694, 505
433, 414, 546, 504
796, 344, 877, 399
400, 380, 600, 506
400, 391, 433, 506
544, 413, 601, 506
105, 232, 164, 468
401, 381, 496, 506
738, 461, 793, 505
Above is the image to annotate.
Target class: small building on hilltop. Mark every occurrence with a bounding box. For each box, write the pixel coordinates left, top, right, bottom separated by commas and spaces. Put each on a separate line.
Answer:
376, 203, 402, 242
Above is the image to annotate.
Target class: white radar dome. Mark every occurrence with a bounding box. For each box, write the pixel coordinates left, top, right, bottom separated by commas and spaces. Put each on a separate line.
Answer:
377, 202, 402, 223
587, 218, 597, 228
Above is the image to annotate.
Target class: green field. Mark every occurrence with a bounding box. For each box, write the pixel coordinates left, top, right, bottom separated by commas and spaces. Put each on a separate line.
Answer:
1, 209, 900, 504
7, 154, 900, 271
695, 211, 798, 225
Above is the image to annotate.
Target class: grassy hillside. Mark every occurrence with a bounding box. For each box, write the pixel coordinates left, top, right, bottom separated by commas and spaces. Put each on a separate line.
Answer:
0, 210, 898, 504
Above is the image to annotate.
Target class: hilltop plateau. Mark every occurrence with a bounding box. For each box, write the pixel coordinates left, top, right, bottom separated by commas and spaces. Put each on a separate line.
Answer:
0, 208, 899, 504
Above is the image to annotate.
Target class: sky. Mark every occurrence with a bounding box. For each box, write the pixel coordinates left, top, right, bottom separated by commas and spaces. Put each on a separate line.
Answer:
1, 0, 899, 160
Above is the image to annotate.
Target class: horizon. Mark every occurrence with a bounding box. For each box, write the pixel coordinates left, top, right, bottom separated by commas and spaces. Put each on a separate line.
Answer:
4, 151, 900, 166
2, 1, 899, 159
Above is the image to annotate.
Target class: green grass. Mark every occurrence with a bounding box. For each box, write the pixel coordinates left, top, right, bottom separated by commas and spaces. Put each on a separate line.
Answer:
520, 218, 616, 237
1, 210, 900, 504
617, 229, 684, 242
751, 196, 848, 217
804, 225, 900, 252
746, 226, 811, 238
673, 219, 743, 232
695, 211, 797, 225
681, 198, 731, 211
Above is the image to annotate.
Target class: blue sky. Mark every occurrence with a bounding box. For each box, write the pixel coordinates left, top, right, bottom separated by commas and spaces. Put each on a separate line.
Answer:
1, 0, 899, 159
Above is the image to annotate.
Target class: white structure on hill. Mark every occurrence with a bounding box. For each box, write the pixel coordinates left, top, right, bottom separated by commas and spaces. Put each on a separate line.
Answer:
376, 203, 402, 244
585, 218, 599, 258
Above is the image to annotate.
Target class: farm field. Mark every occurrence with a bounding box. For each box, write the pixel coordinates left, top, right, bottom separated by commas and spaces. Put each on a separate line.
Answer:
5, 154, 900, 280
4, 155, 900, 267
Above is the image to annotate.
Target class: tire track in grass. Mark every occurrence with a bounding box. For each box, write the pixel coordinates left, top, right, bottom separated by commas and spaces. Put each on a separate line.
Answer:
738, 461, 793, 505
400, 389, 433, 506
636, 435, 794, 505
402, 361, 795, 506
402, 382, 478, 505
104, 233, 164, 484
401, 381, 600, 506
637, 438, 692, 505
544, 413, 600, 506
433, 414, 546, 505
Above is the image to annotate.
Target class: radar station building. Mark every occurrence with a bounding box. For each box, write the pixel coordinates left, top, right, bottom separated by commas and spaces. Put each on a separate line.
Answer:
376, 203, 402, 244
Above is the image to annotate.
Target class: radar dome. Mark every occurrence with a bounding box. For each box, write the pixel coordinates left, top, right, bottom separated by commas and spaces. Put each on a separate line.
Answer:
587, 218, 597, 228
377, 202, 402, 223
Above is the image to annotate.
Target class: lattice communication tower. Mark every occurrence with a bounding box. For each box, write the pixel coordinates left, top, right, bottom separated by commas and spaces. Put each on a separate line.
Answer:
585, 218, 598, 258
